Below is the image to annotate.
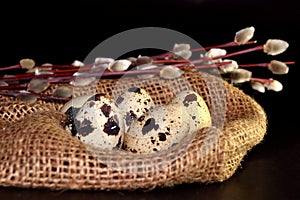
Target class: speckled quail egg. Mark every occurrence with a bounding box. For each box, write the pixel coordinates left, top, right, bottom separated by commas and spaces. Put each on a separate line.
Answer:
123, 101, 190, 154
123, 90, 211, 154
170, 90, 211, 134
73, 94, 124, 150
114, 87, 155, 133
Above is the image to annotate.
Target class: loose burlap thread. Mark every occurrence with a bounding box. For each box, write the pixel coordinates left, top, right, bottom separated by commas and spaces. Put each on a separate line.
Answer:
0, 71, 267, 190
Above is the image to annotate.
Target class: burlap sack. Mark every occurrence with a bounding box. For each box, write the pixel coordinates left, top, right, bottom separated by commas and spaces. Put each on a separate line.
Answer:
0, 71, 267, 190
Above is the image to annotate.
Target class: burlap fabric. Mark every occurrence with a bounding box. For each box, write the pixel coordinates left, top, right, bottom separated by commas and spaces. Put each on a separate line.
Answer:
0, 71, 267, 190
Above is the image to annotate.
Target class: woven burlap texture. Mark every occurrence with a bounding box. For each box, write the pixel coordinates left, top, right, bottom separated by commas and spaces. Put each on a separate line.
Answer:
0, 71, 267, 190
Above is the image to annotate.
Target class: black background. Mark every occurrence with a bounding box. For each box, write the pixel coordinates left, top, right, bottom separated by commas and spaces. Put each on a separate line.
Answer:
0, 1, 299, 200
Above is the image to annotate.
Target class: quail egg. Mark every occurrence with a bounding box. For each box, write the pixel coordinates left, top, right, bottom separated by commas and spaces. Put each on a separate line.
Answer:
70, 94, 124, 150
170, 90, 211, 134
123, 90, 211, 154
114, 87, 155, 133
123, 101, 190, 154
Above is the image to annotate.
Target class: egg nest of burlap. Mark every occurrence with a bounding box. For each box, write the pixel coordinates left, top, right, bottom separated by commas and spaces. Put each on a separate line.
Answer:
0, 71, 267, 191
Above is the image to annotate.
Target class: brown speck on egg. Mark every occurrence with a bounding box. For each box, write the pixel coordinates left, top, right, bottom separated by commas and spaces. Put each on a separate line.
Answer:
115, 136, 122, 148
103, 117, 120, 136
89, 101, 95, 107
115, 96, 124, 105
183, 93, 197, 107
130, 149, 138, 153
125, 110, 137, 126
137, 115, 145, 122
76, 118, 95, 136
142, 118, 156, 135
127, 87, 142, 94
158, 132, 167, 141
100, 103, 111, 118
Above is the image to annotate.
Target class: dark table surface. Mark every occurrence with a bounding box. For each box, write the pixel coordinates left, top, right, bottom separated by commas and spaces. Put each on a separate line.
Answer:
0, 1, 299, 199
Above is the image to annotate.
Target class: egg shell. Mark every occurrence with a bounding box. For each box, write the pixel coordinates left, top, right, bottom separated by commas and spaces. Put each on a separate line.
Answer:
115, 87, 154, 132
123, 102, 190, 154
170, 90, 211, 134
74, 95, 124, 150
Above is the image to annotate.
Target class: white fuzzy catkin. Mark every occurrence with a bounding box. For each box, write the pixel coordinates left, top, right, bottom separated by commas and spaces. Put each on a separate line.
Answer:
72, 60, 85, 67
20, 58, 35, 69
159, 65, 184, 79
234, 26, 255, 45
136, 64, 158, 79
251, 81, 265, 93
263, 39, 289, 56
108, 59, 131, 72
70, 77, 96, 87
205, 48, 227, 58
173, 43, 190, 52
27, 79, 50, 94
94, 57, 114, 66
230, 69, 252, 84
268, 60, 289, 74
265, 79, 283, 92
174, 50, 192, 60
53, 87, 73, 98
219, 59, 238, 73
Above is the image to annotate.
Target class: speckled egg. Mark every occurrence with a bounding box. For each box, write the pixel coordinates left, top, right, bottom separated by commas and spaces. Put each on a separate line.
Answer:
114, 87, 155, 133
123, 102, 190, 154
73, 94, 124, 150
170, 90, 211, 134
